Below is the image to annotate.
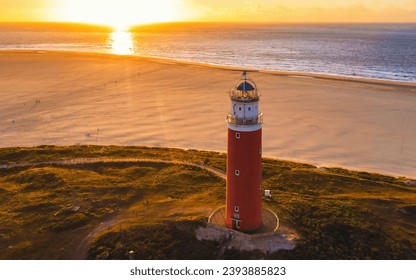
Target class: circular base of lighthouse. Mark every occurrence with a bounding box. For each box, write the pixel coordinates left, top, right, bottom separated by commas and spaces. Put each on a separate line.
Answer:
209, 206, 279, 234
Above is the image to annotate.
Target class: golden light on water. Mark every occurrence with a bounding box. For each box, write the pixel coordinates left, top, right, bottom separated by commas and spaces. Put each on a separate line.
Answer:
109, 31, 134, 55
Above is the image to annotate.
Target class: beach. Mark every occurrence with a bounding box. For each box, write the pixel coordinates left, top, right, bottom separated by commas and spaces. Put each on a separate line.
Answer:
1, 50, 416, 178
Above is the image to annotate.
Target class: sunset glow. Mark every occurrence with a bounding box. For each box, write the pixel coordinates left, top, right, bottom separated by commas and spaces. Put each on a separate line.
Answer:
56, 0, 187, 29
0, 0, 415, 25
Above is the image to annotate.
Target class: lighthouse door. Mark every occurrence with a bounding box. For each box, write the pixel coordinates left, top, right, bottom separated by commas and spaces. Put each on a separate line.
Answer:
232, 219, 241, 230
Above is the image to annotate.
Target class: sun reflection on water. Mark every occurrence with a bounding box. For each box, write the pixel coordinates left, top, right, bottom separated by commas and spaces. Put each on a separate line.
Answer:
109, 30, 134, 55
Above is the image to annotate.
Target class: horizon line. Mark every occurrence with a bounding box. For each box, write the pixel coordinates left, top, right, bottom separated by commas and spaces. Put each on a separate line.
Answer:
1, 20, 416, 26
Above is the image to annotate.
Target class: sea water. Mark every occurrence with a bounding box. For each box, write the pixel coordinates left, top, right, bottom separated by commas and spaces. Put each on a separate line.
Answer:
0, 23, 415, 82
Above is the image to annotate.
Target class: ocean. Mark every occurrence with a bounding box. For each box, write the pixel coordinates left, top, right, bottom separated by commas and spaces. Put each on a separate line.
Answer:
1, 22, 415, 82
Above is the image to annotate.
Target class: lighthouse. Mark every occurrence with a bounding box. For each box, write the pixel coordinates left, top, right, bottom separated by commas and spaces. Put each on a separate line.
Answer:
226, 72, 263, 232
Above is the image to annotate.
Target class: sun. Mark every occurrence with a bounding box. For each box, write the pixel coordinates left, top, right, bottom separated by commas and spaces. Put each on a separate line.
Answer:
57, 0, 185, 30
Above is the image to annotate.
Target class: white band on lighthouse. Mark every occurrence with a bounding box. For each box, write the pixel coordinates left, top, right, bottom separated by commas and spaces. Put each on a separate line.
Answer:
228, 123, 262, 132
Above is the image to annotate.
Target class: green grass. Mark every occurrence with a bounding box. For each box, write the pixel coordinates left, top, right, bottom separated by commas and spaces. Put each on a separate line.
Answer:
0, 145, 414, 260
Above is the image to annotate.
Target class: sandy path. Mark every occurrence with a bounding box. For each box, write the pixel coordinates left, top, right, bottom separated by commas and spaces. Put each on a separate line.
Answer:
1, 51, 416, 178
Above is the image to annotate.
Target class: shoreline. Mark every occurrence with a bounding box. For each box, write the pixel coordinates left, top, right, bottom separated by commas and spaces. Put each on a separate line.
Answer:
1, 50, 416, 179
2, 50, 416, 87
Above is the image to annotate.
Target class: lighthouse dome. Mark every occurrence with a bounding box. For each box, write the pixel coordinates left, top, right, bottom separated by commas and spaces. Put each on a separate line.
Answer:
230, 72, 259, 102
236, 81, 255, 91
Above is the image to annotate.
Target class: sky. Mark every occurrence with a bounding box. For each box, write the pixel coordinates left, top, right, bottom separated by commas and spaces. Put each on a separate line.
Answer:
0, 0, 415, 27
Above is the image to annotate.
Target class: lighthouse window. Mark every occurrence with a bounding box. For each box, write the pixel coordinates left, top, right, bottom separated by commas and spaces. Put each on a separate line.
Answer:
234, 206, 240, 213
235, 132, 240, 139
239, 107, 242, 111
235, 169, 240, 176
248, 107, 251, 111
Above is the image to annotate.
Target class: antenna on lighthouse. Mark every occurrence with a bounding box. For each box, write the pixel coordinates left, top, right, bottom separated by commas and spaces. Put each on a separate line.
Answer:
230, 70, 259, 90
242, 71, 248, 79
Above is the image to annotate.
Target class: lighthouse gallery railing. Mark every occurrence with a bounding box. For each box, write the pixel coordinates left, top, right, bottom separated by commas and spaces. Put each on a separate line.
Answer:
227, 114, 263, 125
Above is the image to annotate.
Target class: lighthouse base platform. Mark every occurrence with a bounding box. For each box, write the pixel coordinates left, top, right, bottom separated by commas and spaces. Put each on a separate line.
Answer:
197, 207, 299, 255
208, 206, 279, 234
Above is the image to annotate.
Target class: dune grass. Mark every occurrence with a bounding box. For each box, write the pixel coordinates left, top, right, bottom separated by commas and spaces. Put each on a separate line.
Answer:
0, 145, 414, 259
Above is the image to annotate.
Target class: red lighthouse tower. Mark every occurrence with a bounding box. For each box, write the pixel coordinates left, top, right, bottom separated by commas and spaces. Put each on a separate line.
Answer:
226, 72, 263, 232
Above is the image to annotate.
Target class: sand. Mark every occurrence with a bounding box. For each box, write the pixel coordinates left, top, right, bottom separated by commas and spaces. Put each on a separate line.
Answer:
1, 50, 416, 178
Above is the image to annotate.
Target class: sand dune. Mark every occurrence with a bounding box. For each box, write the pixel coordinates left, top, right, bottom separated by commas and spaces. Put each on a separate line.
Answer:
1, 51, 415, 178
